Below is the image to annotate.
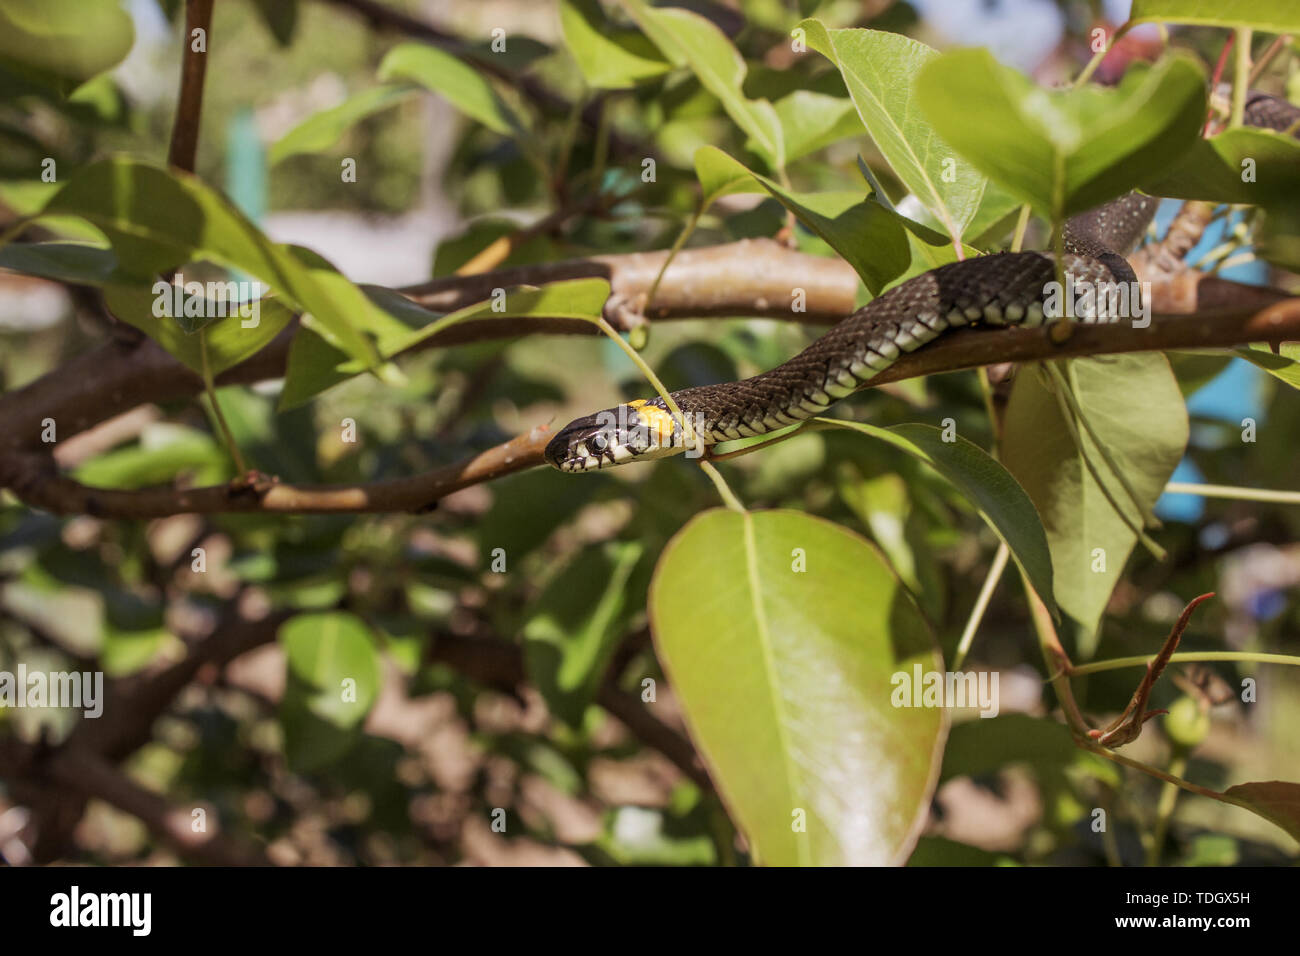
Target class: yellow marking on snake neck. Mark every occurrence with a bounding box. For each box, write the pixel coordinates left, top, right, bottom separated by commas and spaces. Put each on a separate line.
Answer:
628, 399, 677, 445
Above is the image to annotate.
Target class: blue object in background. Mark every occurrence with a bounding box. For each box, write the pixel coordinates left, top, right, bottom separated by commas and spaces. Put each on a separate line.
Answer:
1156, 458, 1206, 523
223, 107, 267, 299
226, 106, 266, 224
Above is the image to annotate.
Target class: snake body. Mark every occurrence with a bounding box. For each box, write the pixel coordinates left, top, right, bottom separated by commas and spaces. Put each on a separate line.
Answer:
544, 93, 1300, 473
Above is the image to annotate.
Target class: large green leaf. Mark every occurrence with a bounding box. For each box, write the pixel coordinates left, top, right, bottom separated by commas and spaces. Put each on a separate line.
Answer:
1131, 0, 1300, 31
694, 146, 966, 294
0, 0, 134, 96
524, 542, 644, 727
799, 20, 986, 241
559, 0, 670, 90
1001, 356, 1187, 639
817, 420, 1057, 617
619, 0, 784, 168
278, 612, 381, 772
269, 85, 416, 165
42, 159, 382, 368
649, 508, 945, 866
915, 51, 1205, 221
377, 43, 530, 137
1141, 128, 1300, 204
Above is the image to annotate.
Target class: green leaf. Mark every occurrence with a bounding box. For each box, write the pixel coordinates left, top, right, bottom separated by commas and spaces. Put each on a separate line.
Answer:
250, 0, 299, 46
1238, 343, 1300, 389
377, 43, 529, 137
940, 713, 1084, 784
43, 158, 382, 368
102, 625, 180, 677
524, 542, 644, 727
908, 836, 1005, 866
1222, 781, 1300, 841
104, 283, 294, 377
836, 472, 922, 593
799, 20, 986, 240
619, 0, 784, 168
771, 90, 863, 163
1001, 356, 1187, 639
585, 805, 717, 866
73, 424, 229, 489
649, 508, 945, 865
559, 0, 670, 90
0, 0, 134, 96
817, 420, 1057, 618
278, 612, 381, 772
1168, 350, 1235, 396
0, 241, 119, 286
279, 277, 610, 408
1140, 128, 1300, 204
0, 181, 105, 242
694, 146, 966, 294
1258, 204, 1300, 271
269, 85, 416, 165
915, 51, 1205, 220
1131, 0, 1300, 32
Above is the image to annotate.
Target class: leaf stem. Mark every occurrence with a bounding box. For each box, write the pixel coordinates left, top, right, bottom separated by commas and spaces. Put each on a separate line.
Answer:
952, 541, 1009, 670
643, 209, 700, 317
1072, 21, 1132, 88
1164, 481, 1300, 505
1010, 203, 1032, 253
699, 459, 746, 513
199, 329, 247, 476
1230, 28, 1252, 129
1067, 650, 1300, 677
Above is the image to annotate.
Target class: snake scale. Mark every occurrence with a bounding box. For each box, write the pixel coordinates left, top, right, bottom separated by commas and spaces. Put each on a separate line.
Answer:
544, 92, 1300, 473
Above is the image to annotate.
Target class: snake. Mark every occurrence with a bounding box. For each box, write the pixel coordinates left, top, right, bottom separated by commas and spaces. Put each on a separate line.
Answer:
544, 92, 1300, 473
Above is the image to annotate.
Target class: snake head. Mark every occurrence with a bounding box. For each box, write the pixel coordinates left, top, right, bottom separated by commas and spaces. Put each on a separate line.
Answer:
544, 399, 686, 472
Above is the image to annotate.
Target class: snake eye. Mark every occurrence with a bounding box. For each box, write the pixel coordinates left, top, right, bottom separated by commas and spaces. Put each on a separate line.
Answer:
589, 433, 608, 453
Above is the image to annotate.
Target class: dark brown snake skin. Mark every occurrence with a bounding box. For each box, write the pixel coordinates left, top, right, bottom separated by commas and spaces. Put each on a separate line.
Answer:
546, 93, 1300, 472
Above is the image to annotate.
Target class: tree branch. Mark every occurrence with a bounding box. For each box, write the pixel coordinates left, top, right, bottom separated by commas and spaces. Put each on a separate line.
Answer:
167, 0, 214, 174
4, 298, 1297, 517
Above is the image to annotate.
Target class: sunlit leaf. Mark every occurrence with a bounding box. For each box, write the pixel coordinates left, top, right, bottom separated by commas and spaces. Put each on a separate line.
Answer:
650, 508, 944, 866
800, 20, 986, 240
915, 51, 1205, 220
1131, 0, 1300, 32
1001, 356, 1187, 640
560, 0, 670, 89
269, 85, 416, 165
0, 0, 134, 96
